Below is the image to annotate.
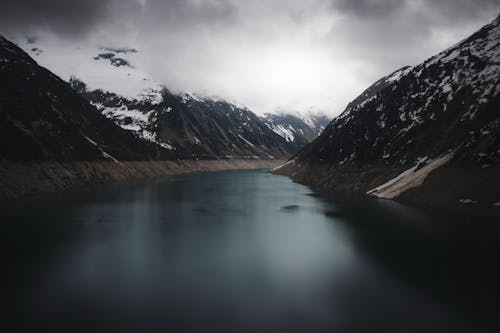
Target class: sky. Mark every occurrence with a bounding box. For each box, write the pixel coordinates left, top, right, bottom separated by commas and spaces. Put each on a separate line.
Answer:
1, 0, 499, 115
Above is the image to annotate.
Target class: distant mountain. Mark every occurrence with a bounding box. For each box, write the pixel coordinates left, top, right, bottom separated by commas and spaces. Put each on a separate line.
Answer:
0, 35, 170, 162
261, 112, 331, 152
18, 39, 324, 158
276, 14, 500, 212
70, 78, 294, 159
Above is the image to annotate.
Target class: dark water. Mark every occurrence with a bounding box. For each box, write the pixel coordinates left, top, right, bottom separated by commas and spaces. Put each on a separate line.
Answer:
1, 170, 500, 332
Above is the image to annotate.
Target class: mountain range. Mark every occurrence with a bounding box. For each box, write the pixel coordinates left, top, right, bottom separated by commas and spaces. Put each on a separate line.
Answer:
2, 12, 499, 213
0, 33, 329, 198
18, 39, 330, 159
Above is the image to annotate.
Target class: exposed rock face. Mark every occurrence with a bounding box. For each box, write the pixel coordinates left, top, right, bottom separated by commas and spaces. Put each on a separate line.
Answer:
0, 35, 171, 163
275, 14, 500, 214
93, 52, 133, 68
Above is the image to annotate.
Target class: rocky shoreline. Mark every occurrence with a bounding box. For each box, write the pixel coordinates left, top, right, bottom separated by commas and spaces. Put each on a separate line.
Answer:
0, 159, 285, 200
273, 160, 500, 219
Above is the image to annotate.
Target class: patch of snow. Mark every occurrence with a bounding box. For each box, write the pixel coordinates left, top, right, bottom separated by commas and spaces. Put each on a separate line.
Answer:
441, 83, 452, 94
367, 153, 454, 199
83, 136, 132, 169
271, 124, 295, 142
159, 142, 175, 150
237, 135, 256, 147
385, 66, 413, 83
272, 159, 295, 172
298, 113, 315, 128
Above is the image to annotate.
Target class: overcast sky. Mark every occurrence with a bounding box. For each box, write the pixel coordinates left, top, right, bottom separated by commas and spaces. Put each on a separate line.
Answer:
1, 0, 499, 115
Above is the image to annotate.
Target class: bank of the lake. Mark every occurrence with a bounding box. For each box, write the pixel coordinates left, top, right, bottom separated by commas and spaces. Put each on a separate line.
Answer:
273, 160, 500, 218
0, 159, 285, 200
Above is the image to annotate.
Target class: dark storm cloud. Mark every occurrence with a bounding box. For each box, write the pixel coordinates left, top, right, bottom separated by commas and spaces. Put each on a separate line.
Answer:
422, 0, 500, 21
142, 0, 237, 30
333, 0, 405, 18
327, 0, 500, 76
0, 0, 237, 38
0, 0, 118, 37
331, 0, 500, 22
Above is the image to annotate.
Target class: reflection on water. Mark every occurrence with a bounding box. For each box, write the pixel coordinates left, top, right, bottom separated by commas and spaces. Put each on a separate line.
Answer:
0, 170, 499, 332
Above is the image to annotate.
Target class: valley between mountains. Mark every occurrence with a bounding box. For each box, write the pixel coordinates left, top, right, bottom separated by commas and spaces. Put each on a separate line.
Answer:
1, 13, 499, 216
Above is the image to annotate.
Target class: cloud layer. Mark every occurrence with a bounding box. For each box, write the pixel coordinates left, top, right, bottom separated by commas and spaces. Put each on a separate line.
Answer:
1, 0, 499, 114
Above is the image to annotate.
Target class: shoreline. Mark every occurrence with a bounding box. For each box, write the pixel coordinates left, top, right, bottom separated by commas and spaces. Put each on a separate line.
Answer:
273, 160, 500, 219
0, 159, 285, 200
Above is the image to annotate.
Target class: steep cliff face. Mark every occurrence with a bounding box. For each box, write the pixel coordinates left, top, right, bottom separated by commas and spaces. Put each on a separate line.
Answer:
0, 35, 171, 163
276, 14, 500, 213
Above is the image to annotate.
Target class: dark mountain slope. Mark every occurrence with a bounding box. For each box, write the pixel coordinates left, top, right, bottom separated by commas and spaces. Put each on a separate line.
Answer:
155, 93, 292, 159
0, 35, 172, 162
276, 14, 500, 214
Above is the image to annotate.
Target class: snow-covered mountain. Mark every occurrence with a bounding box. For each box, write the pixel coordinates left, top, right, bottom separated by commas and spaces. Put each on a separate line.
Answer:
261, 112, 331, 152
276, 14, 500, 212
70, 77, 294, 159
17, 38, 325, 158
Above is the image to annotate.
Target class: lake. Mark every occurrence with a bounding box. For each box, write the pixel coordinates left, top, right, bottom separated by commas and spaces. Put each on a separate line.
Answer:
1, 169, 499, 332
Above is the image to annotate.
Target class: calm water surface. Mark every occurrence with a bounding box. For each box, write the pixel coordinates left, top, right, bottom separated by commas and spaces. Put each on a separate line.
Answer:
1, 170, 499, 332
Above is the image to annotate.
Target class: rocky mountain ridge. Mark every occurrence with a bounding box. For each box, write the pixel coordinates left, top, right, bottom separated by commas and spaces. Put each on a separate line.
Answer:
275, 13, 500, 214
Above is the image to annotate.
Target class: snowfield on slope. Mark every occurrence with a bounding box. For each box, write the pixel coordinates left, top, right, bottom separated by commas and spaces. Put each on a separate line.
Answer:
367, 153, 454, 199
